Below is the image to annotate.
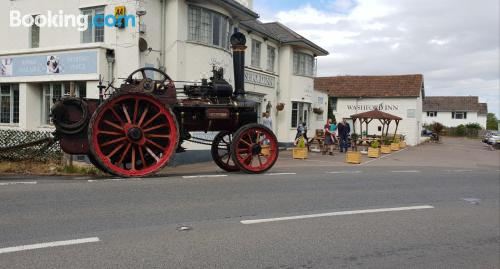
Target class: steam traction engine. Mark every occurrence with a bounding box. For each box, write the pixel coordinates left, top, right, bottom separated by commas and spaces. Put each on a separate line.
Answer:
50, 32, 279, 178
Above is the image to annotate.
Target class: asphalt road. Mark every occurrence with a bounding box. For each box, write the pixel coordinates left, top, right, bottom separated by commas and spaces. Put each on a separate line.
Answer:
0, 164, 499, 269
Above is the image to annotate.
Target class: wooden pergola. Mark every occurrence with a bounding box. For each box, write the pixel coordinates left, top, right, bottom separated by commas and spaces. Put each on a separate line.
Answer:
350, 109, 403, 140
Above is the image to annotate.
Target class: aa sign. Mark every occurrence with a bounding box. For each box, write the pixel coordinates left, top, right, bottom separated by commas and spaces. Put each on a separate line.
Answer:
114, 6, 127, 28
114, 6, 126, 17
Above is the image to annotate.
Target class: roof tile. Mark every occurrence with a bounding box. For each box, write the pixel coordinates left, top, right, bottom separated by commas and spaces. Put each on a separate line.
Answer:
314, 75, 424, 97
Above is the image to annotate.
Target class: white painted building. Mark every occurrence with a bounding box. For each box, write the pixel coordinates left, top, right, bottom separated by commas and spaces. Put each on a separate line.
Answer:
422, 96, 488, 128
0, 0, 328, 145
315, 75, 425, 146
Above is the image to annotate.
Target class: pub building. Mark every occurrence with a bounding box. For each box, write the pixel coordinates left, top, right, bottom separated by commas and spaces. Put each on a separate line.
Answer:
0, 0, 329, 147
314, 74, 425, 146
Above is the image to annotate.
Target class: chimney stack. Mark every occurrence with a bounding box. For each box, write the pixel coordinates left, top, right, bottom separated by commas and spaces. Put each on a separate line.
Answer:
230, 31, 247, 98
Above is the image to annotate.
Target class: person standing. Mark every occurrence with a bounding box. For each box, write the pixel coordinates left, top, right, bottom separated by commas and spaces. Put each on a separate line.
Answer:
262, 112, 272, 130
323, 119, 334, 155
338, 119, 351, 153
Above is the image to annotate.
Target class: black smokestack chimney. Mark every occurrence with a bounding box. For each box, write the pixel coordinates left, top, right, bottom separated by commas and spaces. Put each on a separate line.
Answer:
230, 31, 247, 98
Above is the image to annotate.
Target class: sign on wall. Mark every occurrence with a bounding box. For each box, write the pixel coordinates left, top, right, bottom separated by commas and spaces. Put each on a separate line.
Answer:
244, 70, 275, 88
345, 102, 399, 111
0, 51, 98, 77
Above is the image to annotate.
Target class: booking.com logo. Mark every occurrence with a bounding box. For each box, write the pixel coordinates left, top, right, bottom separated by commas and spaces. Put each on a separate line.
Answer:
9, 10, 136, 31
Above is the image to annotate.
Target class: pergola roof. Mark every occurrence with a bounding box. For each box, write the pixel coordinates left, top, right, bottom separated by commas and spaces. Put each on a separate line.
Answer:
350, 109, 402, 121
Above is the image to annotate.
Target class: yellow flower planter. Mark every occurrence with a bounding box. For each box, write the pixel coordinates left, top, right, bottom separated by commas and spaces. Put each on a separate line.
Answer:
367, 147, 381, 158
381, 145, 392, 154
292, 147, 308, 159
261, 145, 271, 156
390, 143, 400, 151
399, 141, 407, 148
346, 151, 362, 164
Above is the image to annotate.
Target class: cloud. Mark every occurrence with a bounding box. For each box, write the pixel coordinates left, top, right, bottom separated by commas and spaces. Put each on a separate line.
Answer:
257, 0, 500, 116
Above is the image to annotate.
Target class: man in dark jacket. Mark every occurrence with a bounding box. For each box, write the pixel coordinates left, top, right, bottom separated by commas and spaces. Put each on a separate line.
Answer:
337, 119, 351, 153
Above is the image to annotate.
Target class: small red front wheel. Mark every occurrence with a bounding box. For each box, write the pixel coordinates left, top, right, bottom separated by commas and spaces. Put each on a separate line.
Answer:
230, 124, 279, 174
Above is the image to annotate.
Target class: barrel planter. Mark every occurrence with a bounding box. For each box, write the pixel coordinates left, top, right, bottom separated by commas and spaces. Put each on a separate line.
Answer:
261, 145, 271, 156
367, 147, 381, 158
380, 145, 392, 154
390, 143, 400, 151
292, 147, 308, 159
346, 151, 362, 164
399, 141, 407, 149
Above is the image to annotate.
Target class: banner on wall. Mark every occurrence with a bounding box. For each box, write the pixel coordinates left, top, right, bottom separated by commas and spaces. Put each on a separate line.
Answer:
0, 51, 98, 77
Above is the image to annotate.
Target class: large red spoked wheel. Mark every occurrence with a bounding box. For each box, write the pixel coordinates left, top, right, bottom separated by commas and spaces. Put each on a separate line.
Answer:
88, 92, 179, 177
211, 131, 239, 172
230, 124, 279, 174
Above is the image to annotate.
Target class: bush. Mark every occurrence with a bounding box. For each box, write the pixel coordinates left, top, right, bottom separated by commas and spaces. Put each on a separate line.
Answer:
465, 123, 482, 130
456, 124, 466, 136
371, 140, 380, 148
431, 122, 445, 134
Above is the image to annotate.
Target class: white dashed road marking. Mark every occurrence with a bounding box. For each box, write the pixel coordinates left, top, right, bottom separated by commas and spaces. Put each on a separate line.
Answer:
0, 237, 100, 254
328, 171, 362, 174
0, 181, 37, 186
445, 169, 473, 173
391, 170, 420, 173
266, 172, 297, 176
241, 205, 435, 224
182, 175, 228, 179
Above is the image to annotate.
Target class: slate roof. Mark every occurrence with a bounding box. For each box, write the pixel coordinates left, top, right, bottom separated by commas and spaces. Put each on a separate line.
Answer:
423, 96, 481, 112
240, 21, 329, 56
478, 103, 488, 115
350, 109, 402, 120
314, 75, 424, 98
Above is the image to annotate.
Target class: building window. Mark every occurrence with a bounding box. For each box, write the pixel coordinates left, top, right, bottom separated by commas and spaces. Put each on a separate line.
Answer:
427, 111, 437, 117
81, 7, 105, 43
251, 39, 261, 68
0, 84, 19, 124
291, 102, 310, 128
328, 97, 337, 112
267, 46, 276, 72
316, 97, 324, 121
188, 6, 230, 49
42, 83, 86, 125
452, 111, 467, 119
30, 15, 40, 48
293, 52, 314, 76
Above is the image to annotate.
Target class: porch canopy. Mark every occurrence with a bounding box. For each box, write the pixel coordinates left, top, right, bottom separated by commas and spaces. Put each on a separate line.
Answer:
350, 109, 402, 140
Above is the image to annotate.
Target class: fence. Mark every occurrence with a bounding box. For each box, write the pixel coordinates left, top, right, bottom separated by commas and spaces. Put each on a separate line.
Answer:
0, 129, 62, 162
443, 127, 480, 137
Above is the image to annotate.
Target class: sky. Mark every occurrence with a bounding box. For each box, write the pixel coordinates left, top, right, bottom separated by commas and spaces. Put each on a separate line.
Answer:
253, 0, 500, 117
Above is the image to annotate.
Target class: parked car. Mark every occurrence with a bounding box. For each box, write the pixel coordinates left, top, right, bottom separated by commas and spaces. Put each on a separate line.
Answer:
486, 133, 500, 145
482, 131, 497, 143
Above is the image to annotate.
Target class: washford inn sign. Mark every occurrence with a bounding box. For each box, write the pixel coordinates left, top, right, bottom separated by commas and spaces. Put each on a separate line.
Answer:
244, 70, 275, 88
346, 103, 399, 111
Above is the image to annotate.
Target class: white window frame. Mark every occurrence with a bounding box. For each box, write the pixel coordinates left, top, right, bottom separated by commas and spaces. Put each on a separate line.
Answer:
452, 111, 467, 119
427, 111, 437, 117
251, 39, 262, 68
0, 84, 19, 125
293, 52, 314, 76
30, 15, 40, 48
267, 46, 276, 72
188, 6, 231, 49
42, 83, 86, 125
81, 6, 105, 43
291, 102, 311, 128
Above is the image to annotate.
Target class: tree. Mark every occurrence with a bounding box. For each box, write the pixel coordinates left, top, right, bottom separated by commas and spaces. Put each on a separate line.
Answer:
486, 113, 498, 130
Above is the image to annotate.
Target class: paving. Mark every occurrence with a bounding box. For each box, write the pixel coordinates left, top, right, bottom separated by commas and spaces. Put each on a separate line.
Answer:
0, 137, 498, 268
